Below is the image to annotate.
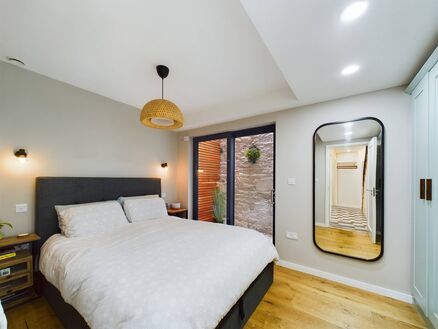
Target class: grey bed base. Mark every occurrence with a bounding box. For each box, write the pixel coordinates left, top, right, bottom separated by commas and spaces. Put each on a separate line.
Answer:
35, 177, 273, 329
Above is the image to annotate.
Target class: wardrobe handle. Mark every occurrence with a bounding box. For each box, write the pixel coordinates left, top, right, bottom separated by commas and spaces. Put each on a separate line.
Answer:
420, 179, 425, 200
426, 179, 432, 201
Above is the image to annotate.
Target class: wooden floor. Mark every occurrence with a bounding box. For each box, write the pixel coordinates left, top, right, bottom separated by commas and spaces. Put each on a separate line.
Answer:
246, 266, 425, 329
315, 226, 381, 260
6, 266, 424, 329
6, 295, 63, 329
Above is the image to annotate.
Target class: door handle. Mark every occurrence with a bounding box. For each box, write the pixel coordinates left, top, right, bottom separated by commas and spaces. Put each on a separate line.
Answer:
426, 178, 432, 201
420, 179, 425, 200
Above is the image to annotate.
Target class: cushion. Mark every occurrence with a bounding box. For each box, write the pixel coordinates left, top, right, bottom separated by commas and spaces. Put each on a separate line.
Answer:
55, 201, 128, 237
123, 197, 168, 222
117, 194, 159, 206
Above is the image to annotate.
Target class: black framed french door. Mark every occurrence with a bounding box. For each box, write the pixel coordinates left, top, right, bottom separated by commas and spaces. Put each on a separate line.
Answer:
193, 124, 275, 242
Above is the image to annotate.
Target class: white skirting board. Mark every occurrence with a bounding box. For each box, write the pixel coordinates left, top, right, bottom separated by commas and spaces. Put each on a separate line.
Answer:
277, 259, 413, 304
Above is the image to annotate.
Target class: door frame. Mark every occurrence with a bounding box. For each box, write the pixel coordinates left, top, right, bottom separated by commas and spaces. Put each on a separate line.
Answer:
324, 141, 369, 227
193, 124, 276, 244
367, 137, 378, 244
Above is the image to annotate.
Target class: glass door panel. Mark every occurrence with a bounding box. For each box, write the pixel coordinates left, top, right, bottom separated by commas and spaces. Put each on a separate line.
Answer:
197, 139, 227, 223
234, 132, 274, 237
193, 125, 275, 242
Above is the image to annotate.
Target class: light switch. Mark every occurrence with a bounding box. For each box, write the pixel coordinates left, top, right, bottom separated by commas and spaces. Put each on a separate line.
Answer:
287, 178, 296, 185
16, 204, 28, 213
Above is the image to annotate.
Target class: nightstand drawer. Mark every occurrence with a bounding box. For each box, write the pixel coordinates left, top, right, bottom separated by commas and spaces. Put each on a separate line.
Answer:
0, 255, 32, 281
0, 273, 32, 298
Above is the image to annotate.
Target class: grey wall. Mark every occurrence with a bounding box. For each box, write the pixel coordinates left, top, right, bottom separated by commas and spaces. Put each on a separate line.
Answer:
0, 62, 178, 235
177, 87, 413, 295
314, 135, 325, 225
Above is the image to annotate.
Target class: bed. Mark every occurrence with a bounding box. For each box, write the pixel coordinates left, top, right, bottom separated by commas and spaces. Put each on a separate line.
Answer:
35, 177, 277, 329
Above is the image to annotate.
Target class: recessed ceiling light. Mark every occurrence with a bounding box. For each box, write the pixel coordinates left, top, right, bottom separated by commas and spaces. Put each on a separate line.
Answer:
341, 64, 360, 76
344, 131, 353, 136
6, 56, 25, 66
340, 1, 368, 22
344, 122, 354, 127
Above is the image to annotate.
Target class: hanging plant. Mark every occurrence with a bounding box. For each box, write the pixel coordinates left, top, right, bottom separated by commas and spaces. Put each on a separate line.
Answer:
245, 145, 261, 164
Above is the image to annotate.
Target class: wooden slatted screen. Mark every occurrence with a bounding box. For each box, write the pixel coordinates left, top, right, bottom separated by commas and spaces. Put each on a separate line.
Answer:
198, 140, 222, 221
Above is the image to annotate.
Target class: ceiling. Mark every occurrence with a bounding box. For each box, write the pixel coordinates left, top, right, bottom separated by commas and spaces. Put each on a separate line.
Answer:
333, 145, 366, 155
1, 1, 437, 130
317, 119, 381, 142
0, 0, 295, 130
241, 0, 438, 108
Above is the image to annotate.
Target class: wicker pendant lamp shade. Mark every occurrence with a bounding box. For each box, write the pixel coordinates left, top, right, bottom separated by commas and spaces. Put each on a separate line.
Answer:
140, 65, 184, 130
141, 99, 184, 129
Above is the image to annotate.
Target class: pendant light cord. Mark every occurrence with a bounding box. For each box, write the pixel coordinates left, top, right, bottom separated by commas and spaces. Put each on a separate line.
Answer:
162, 78, 164, 99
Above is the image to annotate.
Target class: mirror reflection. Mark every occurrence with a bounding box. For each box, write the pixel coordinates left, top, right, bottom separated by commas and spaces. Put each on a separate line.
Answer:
314, 118, 383, 260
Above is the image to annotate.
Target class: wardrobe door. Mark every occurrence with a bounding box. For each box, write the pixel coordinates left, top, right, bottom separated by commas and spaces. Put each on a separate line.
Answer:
429, 62, 438, 328
412, 74, 430, 315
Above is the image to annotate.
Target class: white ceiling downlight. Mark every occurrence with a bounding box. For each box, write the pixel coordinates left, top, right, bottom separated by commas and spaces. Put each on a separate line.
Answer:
340, 1, 369, 22
341, 64, 360, 76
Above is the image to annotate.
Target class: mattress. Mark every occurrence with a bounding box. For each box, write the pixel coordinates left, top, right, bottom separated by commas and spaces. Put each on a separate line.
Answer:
40, 217, 278, 329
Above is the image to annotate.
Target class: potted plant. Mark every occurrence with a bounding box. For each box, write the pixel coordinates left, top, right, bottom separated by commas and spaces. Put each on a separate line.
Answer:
245, 145, 261, 164
212, 187, 226, 224
0, 221, 13, 239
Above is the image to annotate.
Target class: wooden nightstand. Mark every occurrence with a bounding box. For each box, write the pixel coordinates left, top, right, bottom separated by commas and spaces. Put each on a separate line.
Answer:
0, 233, 40, 310
167, 208, 188, 219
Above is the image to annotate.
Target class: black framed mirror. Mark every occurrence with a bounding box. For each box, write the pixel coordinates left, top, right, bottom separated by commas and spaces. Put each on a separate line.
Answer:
313, 117, 384, 261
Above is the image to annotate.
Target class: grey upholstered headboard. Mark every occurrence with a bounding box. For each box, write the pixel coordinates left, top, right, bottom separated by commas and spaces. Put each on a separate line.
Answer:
35, 177, 161, 252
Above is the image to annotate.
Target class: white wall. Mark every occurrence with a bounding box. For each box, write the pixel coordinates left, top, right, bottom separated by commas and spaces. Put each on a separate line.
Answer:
330, 149, 337, 206
0, 62, 179, 235
336, 151, 363, 208
177, 87, 413, 295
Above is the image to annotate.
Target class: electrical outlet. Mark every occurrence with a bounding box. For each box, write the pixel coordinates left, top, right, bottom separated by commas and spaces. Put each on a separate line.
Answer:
287, 178, 296, 185
16, 203, 28, 213
286, 231, 298, 240
161, 192, 167, 198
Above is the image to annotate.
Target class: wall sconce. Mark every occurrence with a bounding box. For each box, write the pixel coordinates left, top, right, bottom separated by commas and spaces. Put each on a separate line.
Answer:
14, 148, 28, 164
161, 162, 168, 170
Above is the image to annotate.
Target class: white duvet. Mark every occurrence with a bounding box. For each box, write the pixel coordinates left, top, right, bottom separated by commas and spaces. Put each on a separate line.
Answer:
40, 217, 278, 329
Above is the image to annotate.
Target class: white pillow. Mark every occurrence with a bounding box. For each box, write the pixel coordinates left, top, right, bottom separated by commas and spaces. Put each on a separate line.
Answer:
117, 194, 159, 206
123, 197, 168, 222
55, 201, 109, 233
55, 201, 128, 237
